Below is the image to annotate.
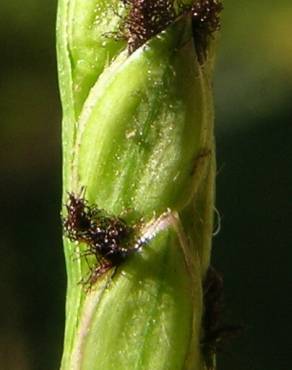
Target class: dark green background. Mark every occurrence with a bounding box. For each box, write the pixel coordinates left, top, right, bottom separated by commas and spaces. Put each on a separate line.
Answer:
0, 1, 291, 369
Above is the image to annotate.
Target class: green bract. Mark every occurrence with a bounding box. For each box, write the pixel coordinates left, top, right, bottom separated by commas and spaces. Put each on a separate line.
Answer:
57, 1, 218, 369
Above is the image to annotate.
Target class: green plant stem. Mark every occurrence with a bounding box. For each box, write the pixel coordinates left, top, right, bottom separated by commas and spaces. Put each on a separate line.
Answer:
57, 1, 219, 369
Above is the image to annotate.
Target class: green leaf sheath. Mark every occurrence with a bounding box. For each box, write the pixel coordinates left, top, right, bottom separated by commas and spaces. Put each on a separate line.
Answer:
75, 21, 210, 214
71, 227, 203, 370
57, 1, 218, 369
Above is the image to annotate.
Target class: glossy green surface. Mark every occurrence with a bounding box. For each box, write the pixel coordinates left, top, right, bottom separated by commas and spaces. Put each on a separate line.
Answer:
57, 2, 216, 369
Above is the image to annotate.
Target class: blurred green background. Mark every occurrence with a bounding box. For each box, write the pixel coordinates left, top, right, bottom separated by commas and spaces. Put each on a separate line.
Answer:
0, 1, 291, 369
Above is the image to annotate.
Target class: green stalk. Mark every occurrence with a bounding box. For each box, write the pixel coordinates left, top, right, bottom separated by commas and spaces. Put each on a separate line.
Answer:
57, 1, 221, 369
